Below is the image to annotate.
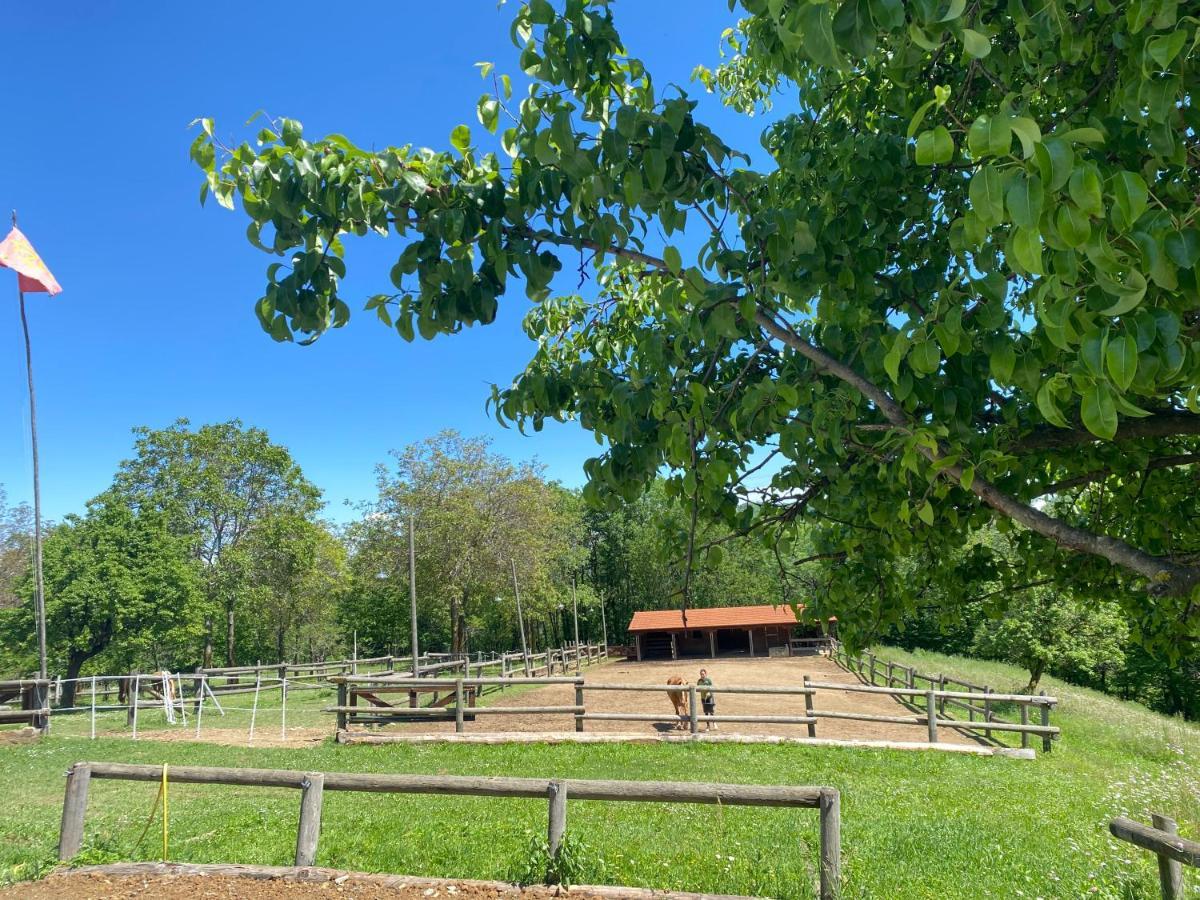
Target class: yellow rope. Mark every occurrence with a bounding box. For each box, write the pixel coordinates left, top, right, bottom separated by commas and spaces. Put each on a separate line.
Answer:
132, 764, 169, 862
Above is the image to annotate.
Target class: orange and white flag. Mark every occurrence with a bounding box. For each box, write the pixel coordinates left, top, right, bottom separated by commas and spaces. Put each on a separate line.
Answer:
0, 226, 62, 295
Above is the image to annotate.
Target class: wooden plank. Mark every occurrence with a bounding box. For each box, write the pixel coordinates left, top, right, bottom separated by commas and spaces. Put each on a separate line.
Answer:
804, 681, 1057, 704
1110, 816, 1200, 868
294, 773, 324, 867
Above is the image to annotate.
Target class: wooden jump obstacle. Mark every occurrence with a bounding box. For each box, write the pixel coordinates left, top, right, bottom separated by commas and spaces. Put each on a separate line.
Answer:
328, 673, 1059, 749
58, 761, 842, 899
1110, 814, 1199, 900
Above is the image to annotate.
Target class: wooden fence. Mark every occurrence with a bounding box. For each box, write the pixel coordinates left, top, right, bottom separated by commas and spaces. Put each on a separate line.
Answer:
328, 672, 1059, 750
830, 644, 1058, 751
1110, 814, 1199, 900
0, 679, 50, 732
58, 761, 841, 899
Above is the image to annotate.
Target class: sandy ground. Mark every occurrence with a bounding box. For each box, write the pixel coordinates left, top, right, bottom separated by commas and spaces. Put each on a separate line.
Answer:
348, 654, 981, 746
0, 864, 746, 899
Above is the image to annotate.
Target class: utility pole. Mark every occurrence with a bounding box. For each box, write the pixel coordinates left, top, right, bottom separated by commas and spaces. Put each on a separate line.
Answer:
570, 577, 581, 674
511, 559, 530, 676
409, 513, 419, 679
599, 593, 608, 651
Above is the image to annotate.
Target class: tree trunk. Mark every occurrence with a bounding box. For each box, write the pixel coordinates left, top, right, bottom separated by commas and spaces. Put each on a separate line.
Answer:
226, 606, 236, 667
277, 626, 286, 664
203, 617, 213, 669
61, 651, 90, 709
1025, 660, 1045, 694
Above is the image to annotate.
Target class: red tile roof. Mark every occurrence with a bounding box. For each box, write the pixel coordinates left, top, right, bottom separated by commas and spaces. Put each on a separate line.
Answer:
627, 604, 803, 633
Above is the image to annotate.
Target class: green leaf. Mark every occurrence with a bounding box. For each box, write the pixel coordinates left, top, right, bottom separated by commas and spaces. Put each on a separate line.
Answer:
797, 2, 845, 69
915, 127, 954, 165
967, 114, 1011, 158
644, 150, 667, 192
1105, 333, 1138, 390
1057, 127, 1105, 145
1010, 227, 1043, 274
1146, 30, 1187, 69
1006, 173, 1044, 229
450, 124, 471, 154
1056, 204, 1090, 247
1080, 330, 1107, 377
1008, 116, 1041, 159
1112, 171, 1148, 229
832, 0, 877, 56
663, 245, 682, 275
969, 166, 1006, 226
1036, 380, 1069, 427
1164, 228, 1200, 268
989, 343, 1016, 383
1098, 270, 1147, 315
1080, 383, 1117, 440
917, 501, 935, 526
960, 28, 991, 58
937, 0, 966, 21
1034, 137, 1074, 191
1068, 165, 1103, 216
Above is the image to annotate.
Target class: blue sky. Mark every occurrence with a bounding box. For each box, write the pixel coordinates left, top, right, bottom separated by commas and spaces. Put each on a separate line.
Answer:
1, 1, 761, 523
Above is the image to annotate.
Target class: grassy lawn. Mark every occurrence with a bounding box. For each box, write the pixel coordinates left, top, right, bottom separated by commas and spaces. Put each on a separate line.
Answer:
1, 649, 1196, 899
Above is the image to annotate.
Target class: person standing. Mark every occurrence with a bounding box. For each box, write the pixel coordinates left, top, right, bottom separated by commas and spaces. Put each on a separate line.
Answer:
698, 668, 716, 731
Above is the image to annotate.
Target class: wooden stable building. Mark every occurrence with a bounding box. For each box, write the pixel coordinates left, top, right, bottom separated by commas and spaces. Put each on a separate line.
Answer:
626, 604, 835, 660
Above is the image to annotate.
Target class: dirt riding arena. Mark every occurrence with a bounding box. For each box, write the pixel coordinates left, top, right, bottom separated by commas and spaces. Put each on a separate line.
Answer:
350, 654, 981, 747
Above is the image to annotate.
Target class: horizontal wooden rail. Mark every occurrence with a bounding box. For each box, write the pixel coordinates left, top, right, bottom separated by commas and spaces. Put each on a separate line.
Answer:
1110, 815, 1197, 899
58, 761, 840, 899
805, 680, 1057, 705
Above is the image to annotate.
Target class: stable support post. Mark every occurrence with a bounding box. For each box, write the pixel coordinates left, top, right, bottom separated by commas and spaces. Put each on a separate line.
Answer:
709, 631, 716, 658
670, 633, 677, 660
688, 684, 698, 734
803, 676, 817, 738
818, 788, 841, 900
295, 773, 324, 867
546, 780, 567, 882
454, 679, 465, 733
635, 634, 642, 662
926, 690, 938, 743
1151, 814, 1183, 900
575, 681, 585, 733
58, 763, 91, 860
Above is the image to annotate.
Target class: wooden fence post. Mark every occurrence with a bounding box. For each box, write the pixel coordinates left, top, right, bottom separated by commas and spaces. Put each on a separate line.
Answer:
818, 788, 840, 900
926, 690, 938, 743
547, 780, 567, 883
336, 683, 347, 731
802, 676, 817, 737
984, 686, 992, 741
1151, 814, 1184, 900
1020, 703, 1030, 749
575, 680, 585, 733
868, 654, 876, 685
58, 763, 91, 860
688, 685, 699, 734
295, 772, 324, 867
454, 679, 465, 733
937, 675, 946, 716
1040, 691, 1051, 753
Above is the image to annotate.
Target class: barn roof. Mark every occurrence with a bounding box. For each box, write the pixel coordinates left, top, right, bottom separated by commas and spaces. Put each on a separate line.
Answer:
627, 604, 803, 633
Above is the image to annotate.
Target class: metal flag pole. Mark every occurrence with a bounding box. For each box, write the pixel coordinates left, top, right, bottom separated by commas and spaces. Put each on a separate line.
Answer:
408, 513, 419, 679
13, 210, 47, 682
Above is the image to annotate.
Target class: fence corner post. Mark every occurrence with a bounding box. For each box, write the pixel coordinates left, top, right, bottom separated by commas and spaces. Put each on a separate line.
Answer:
58, 762, 92, 860
546, 779, 567, 883
818, 788, 841, 900
1039, 691, 1051, 753
803, 675, 817, 738
295, 772, 325, 867
1150, 813, 1183, 900
926, 690, 938, 743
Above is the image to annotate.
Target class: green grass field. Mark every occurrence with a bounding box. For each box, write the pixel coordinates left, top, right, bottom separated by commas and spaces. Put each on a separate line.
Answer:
2, 648, 1196, 899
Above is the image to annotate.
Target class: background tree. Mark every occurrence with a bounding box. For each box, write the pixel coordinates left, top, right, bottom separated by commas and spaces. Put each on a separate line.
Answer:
195, 0, 1200, 654
0, 486, 35, 611
0, 491, 202, 705
114, 419, 322, 665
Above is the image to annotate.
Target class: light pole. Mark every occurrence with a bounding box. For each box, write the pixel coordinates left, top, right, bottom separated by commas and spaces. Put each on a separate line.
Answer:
408, 513, 419, 678
570, 577, 581, 674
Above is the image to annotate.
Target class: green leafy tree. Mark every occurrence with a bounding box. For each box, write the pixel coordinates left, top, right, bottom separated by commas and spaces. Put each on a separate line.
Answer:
971, 587, 1128, 693
193, 1, 1200, 651
0, 491, 203, 706
0, 486, 35, 611
114, 419, 322, 665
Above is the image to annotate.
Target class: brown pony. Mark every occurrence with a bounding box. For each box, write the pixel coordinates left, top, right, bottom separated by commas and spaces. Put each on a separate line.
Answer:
667, 676, 688, 728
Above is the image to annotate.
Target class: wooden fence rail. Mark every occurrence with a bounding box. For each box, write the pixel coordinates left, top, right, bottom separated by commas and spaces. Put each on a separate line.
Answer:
1110, 815, 1199, 900
328, 674, 1058, 749
829, 644, 1058, 751
0, 679, 50, 732
58, 761, 841, 899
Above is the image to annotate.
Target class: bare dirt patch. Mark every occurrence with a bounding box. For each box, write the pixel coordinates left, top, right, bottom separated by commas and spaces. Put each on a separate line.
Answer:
1, 864, 743, 899
351, 654, 981, 746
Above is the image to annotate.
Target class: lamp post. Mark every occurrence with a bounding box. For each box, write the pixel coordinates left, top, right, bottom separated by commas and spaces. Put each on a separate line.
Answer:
570, 577, 581, 674
511, 559, 530, 676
